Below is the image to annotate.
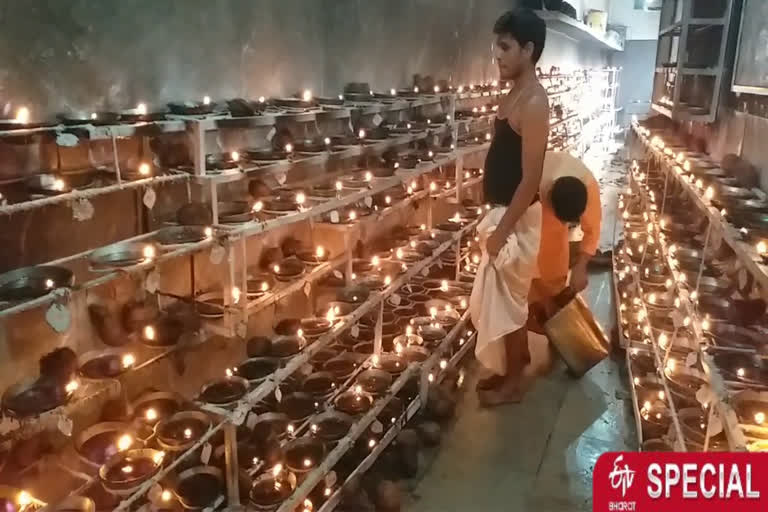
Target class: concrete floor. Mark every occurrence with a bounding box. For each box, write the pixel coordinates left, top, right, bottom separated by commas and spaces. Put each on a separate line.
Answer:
404, 148, 633, 512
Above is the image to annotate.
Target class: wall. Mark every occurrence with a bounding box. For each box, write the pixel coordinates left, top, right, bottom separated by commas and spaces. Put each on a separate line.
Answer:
0, 0, 328, 116
613, 40, 658, 125
0, 0, 611, 117
608, 0, 661, 40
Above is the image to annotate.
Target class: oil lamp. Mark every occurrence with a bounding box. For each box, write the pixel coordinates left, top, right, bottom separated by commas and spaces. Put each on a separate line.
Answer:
285, 143, 294, 154
142, 245, 156, 261
252, 200, 264, 212
302, 89, 313, 102
122, 353, 136, 369
414, 86, 420, 93
324, 137, 331, 146
258, 96, 266, 103
137, 103, 147, 116
433, 85, 440, 93
203, 95, 211, 105
390, 88, 396, 96
358, 129, 366, 140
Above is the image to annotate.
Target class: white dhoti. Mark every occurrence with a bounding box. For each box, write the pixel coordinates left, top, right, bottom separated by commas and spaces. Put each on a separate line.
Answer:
469, 204, 542, 376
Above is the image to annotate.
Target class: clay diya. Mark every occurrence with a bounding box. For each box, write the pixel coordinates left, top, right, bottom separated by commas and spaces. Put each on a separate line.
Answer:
238, 358, 280, 385
375, 353, 408, 375
324, 354, 361, 382
310, 411, 354, 448
402, 345, 430, 364
284, 437, 325, 475
198, 377, 249, 408
706, 323, 764, 350
155, 411, 211, 452
2, 377, 71, 417
0, 265, 74, 301
336, 286, 370, 304
300, 317, 334, 340
131, 391, 185, 426
713, 352, 768, 386
296, 247, 330, 266
278, 392, 318, 423
417, 325, 447, 345
320, 301, 358, 319
732, 391, 768, 439
99, 449, 165, 496
174, 466, 224, 510
274, 318, 302, 336
269, 259, 305, 282
251, 412, 291, 444
195, 291, 226, 319
334, 388, 374, 416
140, 316, 184, 348
247, 275, 275, 299
270, 335, 303, 358
678, 408, 729, 450
664, 365, 707, 409
249, 470, 297, 510
641, 439, 673, 452
378, 396, 405, 427
75, 422, 138, 470
302, 371, 337, 399
77, 348, 135, 379
356, 369, 392, 396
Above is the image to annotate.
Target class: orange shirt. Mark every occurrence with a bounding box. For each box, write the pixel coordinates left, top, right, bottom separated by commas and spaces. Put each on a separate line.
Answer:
537, 152, 602, 283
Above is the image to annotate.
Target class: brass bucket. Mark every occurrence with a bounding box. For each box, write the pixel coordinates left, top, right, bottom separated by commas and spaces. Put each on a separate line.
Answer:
543, 289, 610, 377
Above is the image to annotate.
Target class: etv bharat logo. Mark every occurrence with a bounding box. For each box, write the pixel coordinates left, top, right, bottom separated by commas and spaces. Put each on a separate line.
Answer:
608, 455, 636, 497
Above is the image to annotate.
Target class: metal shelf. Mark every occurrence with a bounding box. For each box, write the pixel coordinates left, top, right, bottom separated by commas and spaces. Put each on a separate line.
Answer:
534, 10, 624, 52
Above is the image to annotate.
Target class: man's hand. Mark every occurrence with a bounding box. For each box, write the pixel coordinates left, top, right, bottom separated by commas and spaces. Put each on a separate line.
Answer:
486, 229, 507, 259
570, 260, 589, 292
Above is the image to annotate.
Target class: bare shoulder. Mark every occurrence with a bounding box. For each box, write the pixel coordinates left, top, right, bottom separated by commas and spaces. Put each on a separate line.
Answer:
520, 84, 550, 116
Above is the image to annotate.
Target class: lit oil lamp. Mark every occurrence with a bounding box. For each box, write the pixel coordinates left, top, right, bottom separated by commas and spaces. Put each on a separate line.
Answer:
302, 89, 313, 102
358, 129, 366, 140
136, 103, 147, 116
138, 162, 151, 176
142, 244, 156, 261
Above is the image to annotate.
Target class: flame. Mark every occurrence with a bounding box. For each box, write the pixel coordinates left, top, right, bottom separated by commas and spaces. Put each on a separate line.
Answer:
295, 192, 306, 205
252, 200, 264, 212
16, 490, 31, 505
440, 359, 448, 370
137, 103, 147, 115
146, 408, 158, 421
144, 325, 156, 341
433, 85, 440, 93
117, 434, 133, 451
414, 86, 420, 93
161, 490, 172, 502
122, 465, 134, 474
258, 96, 266, 103
326, 308, 336, 323
316, 246, 325, 259
122, 354, 136, 368
273, 463, 283, 477
45, 279, 55, 289
303, 458, 312, 467
390, 88, 397, 96
15, 107, 30, 124
302, 89, 313, 102
396, 248, 404, 259
485, 133, 492, 141
757, 241, 767, 255
261, 281, 269, 292
273, 264, 281, 274
285, 143, 294, 153
203, 95, 211, 105
153, 451, 165, 464
142, 245, 156, 260
348, 210, 357, 221
231, 151, 240, 162
183, 428, 192, 439
358, 129, 366, 139
52, 179, 66, 191
365, 171, 373, 182
66, 379, 79, 393
385, 195, 392, 205
756, 412, 766, 425
324, 137, 331, 146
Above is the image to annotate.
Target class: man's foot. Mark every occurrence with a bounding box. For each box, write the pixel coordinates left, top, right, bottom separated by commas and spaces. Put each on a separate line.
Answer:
475, 374, 506, 391
477, 374, 534, 406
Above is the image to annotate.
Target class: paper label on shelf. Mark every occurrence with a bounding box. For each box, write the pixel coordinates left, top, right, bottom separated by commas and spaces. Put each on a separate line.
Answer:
325, 470, 337, 488
56, 133, 79, 147
330, 211, 340, 224
72, 198, 94, 221
46, 302, 71, 333
364, 196, 373, 207
695, 384, 715, 407
57, 413, 73, 437
707, 412, 723, 437
685, 352, 697, 368
373, 114, 383, 126
371, 420, 383, 434
145, 270, 160, 293
232, 407, 247, 425
275, 387, 283, 403
304, 281, 311, 296
143, 188, 156, 209
333, 270, 344, 280
200, 442, 212, 464
209, 243, 226, 265
247, 412, 258, 429
266, 127, 277, 142
351, 325, 360, 338
390, 294, 401, 306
